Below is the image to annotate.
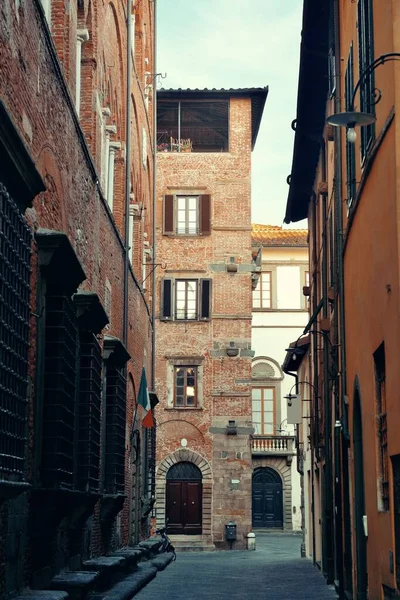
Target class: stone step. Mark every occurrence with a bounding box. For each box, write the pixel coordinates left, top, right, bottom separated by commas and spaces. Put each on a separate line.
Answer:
15, 592, 70, 600
110, 548, 143, 572
51, 571, 100, 600
82, 557, 126, 590
89, 564, 158, 600
174, 544, 215, 553
150, 553, 175, 570
137, 538, 162, 555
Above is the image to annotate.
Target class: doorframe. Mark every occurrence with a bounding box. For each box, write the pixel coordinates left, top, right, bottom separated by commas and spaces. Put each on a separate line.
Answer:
156, 449, 212, 541
252, 458, 293, 530
252, 466, 284, 528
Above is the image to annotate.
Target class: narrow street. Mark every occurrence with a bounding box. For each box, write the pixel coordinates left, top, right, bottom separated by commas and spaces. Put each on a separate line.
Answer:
136, 533, 337, 599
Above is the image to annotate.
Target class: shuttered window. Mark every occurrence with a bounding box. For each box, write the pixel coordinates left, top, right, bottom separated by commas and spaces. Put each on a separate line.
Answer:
163, 194, 211, 236
358, 0, 375, 158
160, 278, 212, 321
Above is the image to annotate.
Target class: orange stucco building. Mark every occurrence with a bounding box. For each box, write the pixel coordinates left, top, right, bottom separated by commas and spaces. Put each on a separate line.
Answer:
284, 0, 400, 598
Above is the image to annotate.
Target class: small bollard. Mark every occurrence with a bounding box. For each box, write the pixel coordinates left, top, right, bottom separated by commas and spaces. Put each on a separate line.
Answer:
247, 532, 256, 551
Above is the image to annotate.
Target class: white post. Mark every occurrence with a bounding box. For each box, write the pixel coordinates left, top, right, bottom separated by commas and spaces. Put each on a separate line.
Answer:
247, 532, 256, 551
76, 29, 89, 116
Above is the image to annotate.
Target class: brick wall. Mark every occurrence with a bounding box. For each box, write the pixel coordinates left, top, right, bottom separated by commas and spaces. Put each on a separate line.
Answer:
155, 96, 254, 549
0, 0, 155, 592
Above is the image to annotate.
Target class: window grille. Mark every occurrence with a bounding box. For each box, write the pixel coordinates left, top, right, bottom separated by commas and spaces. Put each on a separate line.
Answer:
41, 287, 78, 489
105, 367, 126, 494
77, 332, 102, 492
0, 183, 31, 479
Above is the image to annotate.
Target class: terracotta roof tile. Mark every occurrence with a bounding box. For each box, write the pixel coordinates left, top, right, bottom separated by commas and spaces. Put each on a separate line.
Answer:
251, 224, 308, 247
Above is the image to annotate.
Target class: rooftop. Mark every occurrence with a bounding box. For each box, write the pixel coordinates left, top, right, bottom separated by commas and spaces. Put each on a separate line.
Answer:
251, 224, 308, 247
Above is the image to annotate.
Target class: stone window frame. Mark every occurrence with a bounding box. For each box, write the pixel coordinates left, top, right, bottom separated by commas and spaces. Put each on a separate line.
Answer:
165, 356, 204, 410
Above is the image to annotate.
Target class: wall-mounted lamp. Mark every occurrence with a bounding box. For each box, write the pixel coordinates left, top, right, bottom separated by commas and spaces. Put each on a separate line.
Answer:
326, 53, 400, 144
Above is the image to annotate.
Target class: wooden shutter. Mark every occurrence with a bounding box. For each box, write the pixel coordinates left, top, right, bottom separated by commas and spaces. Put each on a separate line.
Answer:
163, 195, 174, 234
199, 195, 211, 235
199, 279, 212, 320
161, 278, 173, 320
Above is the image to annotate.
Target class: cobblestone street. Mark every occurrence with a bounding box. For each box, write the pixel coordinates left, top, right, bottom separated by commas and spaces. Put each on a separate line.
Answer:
136, 533, 338, 599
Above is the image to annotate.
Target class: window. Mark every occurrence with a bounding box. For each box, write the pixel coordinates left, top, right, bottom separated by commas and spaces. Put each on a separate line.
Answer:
358, 0, 375, 158
163, 194, 211, 236
157, 99, 229, 152
161, 278, 211, 321
374, 343, 389, 511
76, 29, 90, 117
174, 366, 197, 407
176, 280, 197, 320
177, 196, 199, 235
252, 271, 272, 309
252, 387, 275, 435
345, 45, 356, 212
328, 2, 336, 97
0, 183, 31, 481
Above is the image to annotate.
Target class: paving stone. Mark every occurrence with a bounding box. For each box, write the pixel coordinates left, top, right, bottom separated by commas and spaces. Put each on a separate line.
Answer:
135, 533, 338, 600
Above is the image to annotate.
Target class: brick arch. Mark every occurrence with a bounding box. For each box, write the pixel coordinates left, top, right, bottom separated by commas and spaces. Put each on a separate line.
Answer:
155, 449, 212, 541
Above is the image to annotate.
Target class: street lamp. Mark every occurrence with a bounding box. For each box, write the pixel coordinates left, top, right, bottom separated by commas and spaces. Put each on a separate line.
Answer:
327, 53, 400, 143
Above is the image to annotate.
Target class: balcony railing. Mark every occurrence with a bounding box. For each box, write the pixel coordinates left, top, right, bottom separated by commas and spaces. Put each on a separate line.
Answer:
251, 435, 296, 455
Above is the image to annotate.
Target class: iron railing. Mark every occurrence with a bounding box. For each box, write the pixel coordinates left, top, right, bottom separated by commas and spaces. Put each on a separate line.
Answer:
41, 287, 78, 488
0, 183, 31, 479
105, 367, 126, 494
77, 332, 102, 492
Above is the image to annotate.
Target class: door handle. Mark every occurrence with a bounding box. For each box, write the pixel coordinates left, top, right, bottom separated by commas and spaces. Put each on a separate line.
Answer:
192, 502, 195, 505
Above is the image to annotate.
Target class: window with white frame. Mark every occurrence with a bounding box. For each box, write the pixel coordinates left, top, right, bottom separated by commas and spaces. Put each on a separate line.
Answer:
252, 387, 275, 435
252, 271, 272, 309
160, 277, 211, 321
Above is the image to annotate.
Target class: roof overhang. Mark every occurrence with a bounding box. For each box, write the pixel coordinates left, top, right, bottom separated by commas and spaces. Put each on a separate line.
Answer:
284, 0, 330, 224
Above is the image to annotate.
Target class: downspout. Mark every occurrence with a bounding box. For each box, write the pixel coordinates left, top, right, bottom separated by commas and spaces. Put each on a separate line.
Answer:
321, 148, 334, 584
150, 0, 157, 502
123, 0, 132, 349
311, 191, 318, 567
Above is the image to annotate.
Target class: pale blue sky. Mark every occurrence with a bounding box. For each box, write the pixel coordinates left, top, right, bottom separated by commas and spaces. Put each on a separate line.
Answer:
156, 0, 305, 227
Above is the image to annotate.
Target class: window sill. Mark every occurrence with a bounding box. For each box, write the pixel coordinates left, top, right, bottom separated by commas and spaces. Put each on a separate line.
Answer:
0, 480, 31, 502
165, 407, 203, 411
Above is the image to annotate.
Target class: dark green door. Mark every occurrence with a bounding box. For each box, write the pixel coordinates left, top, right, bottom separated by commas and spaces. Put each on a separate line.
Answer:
252, 467, 283, 528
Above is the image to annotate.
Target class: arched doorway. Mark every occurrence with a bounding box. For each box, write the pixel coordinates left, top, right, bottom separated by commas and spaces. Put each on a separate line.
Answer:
353, 380, 368, 599
252, 467, 283, 528
166, 462, 202, 535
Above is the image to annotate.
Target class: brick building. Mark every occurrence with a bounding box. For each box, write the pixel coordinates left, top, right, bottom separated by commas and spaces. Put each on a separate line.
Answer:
154, 87, 268, 550
0, 0, 156, 596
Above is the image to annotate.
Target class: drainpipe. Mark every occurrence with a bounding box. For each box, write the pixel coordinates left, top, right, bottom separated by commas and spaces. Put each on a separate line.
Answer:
321, 149, 334, 584
150, 0, 157, 502
123, 0, 132, 349
310, 193, 318, 567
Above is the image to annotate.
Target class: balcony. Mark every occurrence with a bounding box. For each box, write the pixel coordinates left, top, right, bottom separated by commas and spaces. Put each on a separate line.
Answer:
251, 435, 296, 464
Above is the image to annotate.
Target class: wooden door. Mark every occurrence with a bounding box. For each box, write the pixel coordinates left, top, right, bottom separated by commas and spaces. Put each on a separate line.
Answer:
166, 461, 203, 535
252, 467, 283, 528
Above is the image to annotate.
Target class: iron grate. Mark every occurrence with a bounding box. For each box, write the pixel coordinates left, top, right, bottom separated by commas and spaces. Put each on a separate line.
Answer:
41, 286, 78, 489
105, 367, 126, 494
0, 182, 31, 479
77, 331, 102, 493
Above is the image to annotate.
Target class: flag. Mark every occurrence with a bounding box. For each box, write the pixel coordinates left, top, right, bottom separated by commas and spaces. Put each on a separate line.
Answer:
138, 367, 154, 428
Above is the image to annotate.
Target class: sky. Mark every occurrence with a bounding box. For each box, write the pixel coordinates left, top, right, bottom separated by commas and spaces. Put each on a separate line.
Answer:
156, 0, 306, 228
